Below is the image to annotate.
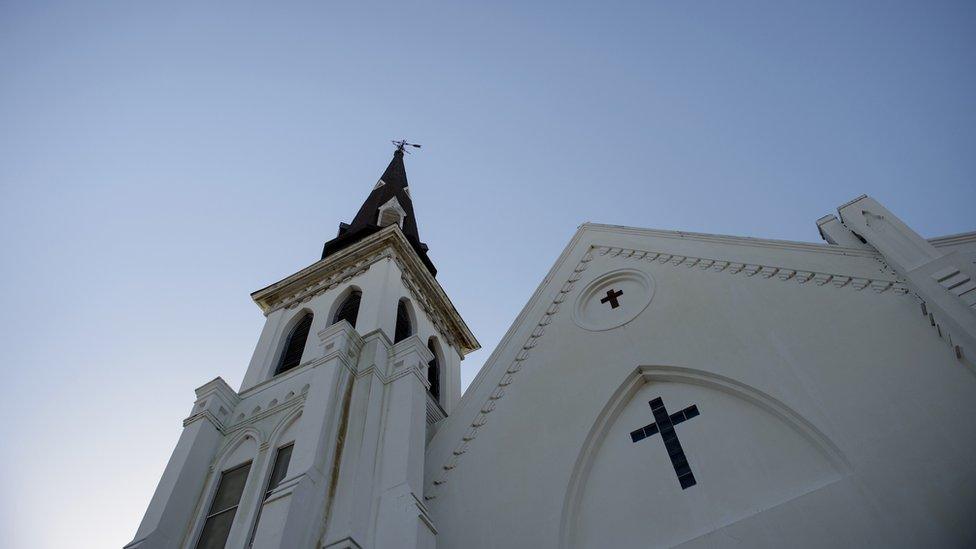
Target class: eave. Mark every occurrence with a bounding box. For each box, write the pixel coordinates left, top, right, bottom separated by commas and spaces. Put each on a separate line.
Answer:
251, 225, 480, 355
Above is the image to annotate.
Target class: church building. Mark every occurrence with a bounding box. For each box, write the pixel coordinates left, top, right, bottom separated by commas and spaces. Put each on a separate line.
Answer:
126, 146, 976, 548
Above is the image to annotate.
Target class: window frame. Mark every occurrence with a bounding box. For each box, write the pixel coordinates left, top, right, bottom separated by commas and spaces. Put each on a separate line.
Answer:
246, 443, 294, 547
394, 299, 413, 344
194, 460, 253, 549
427, 339, 441, 403
332, 290, 362, 329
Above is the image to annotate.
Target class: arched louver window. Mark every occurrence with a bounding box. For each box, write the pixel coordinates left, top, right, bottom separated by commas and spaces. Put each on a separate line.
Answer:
275, 313, 312, 375
332, 290, 361, 328
394, 300, 412, 343
427, 340, 441, 402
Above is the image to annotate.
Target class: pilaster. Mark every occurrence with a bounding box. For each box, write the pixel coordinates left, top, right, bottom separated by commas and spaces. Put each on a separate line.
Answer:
321, 329, 391, 549
374, 335, 437, 549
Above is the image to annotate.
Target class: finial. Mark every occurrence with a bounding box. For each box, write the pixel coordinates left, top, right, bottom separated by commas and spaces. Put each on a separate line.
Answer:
392, 139, 422, 155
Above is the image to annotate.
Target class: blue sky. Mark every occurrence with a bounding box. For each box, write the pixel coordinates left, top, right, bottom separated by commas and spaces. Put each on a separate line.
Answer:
1, 1, 973, 547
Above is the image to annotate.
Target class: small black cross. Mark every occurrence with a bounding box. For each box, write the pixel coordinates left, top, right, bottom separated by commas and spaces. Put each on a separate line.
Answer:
630, 397, 700, 489
600, 288, 624, 309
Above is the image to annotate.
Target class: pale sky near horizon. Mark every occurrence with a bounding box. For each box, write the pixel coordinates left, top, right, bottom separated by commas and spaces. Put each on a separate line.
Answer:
1, 2, 974, 547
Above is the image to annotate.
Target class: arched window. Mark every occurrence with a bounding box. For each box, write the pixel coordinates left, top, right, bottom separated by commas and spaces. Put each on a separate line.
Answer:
394, 300, 412, 343
332, 290, 361, 328
427, 339, 441, 402
275, 312, 312, 375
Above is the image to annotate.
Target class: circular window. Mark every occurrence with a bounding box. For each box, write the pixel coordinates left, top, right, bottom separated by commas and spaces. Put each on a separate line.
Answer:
573, 269, 655, 331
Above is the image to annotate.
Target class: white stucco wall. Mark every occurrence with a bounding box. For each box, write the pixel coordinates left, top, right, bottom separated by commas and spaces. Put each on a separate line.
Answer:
424, 225, 976, 548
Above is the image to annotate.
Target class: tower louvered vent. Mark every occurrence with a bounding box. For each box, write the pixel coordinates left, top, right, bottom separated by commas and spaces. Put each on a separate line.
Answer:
394, 301, 412, 344
427, 340, 441, 402
276, 313, 313, 375
333, 291, 362, 328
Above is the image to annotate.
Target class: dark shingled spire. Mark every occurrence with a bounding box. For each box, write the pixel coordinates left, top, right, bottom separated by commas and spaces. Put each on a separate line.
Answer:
321, 149, 436, 276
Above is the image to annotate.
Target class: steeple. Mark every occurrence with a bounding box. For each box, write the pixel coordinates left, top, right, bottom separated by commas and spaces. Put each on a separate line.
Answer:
126, 142, 477, 549
321, 148, 437, 276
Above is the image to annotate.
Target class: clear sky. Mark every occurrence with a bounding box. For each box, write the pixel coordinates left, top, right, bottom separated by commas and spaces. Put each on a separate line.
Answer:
1, 1, 973, 547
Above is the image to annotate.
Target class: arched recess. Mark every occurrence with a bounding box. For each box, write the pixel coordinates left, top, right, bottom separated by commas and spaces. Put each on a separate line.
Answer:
558, 365, 850, 549
212, 427, 264, 471
187, 428, 263, 547
267, 406, 303, 451
273, 309, 314, 377
329, 285, 362, 329
426, 337, 443, 403
394, 298, 415, 344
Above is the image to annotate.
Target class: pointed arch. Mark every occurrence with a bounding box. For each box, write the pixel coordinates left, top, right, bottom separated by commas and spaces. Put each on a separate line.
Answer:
426, 337, 443, 403
275, 311, 313, 376
267, 406, 304, 450
189, 429, 261, 549
394, 298, 414, 344
558, 364, 850, 549
212, 427, 264, 471
330, 286, 362, 329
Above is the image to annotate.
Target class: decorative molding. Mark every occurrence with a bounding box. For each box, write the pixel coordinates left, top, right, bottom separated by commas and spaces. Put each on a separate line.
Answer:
928, 230, 976, 249
272, 252, 385, 314
227, 387, 308, 432
394, 255, 463, 354
580, 222, 886, 257
592, 245, 910, 295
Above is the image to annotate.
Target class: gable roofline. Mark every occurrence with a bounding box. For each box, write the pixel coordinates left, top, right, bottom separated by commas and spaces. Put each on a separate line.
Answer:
428, 220, 912, 497
579, 223, 883, 257
456, 224, 590, 410
457, 220, 891, 410
929, 230, 976, 248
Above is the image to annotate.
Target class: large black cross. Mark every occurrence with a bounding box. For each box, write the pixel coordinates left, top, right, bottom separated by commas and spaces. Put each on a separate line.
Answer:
600, 288, 624, 309
629, 397, 700, 489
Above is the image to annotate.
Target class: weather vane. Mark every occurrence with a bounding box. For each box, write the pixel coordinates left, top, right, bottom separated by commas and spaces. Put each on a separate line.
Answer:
392, 139, 422, 154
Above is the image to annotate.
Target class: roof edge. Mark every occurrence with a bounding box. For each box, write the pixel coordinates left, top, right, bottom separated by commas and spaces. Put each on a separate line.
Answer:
579, 222, 882, 257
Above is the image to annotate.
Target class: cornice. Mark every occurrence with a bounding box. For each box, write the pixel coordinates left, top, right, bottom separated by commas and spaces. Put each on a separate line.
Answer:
580, 223, 884, 258
250, 226, 479, 355
590, 245, 910, 294
929, 230, 976, 249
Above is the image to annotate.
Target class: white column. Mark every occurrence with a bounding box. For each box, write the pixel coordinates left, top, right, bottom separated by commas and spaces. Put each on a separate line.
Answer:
321, 330, 390, 549
124, 379, 238, 549
373, 335, 437, 549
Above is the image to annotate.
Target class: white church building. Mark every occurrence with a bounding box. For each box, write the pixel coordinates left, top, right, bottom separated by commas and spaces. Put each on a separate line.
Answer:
126, 147, 976, 549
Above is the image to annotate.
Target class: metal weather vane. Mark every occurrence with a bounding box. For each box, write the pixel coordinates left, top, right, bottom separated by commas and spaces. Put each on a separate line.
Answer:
392, 139, 422, 154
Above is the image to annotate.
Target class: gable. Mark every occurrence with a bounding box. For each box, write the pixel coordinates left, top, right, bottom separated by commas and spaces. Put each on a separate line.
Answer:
423, 223, 976, 548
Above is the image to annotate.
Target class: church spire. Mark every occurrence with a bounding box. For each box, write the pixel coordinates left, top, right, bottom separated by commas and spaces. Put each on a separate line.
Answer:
321, 145, 437, 276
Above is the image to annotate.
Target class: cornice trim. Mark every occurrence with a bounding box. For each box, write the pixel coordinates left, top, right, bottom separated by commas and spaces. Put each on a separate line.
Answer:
250, 226, 479, 354
929, 230, 976, 248
590, 245, 910, 295
580, 223, 883, 258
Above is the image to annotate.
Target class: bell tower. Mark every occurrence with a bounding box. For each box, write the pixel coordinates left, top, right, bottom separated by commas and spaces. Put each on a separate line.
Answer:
126, 147, 479, 549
